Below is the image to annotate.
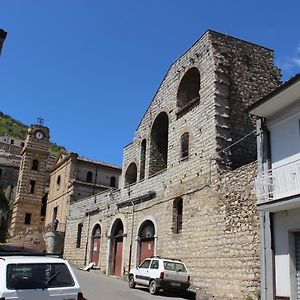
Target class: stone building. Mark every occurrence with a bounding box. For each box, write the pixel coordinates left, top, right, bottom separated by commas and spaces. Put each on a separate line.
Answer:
64, 30, 281, 299
45, 151, 122, 233
10, 123, 51, 236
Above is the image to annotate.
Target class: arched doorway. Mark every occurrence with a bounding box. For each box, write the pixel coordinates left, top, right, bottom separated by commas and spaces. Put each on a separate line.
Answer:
138, 220, 155, 263
91, 224, 101, 266
109, 219, 124, 276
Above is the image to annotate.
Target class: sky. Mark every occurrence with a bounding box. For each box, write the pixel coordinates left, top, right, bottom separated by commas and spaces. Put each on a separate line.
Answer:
1, 1, 300, 166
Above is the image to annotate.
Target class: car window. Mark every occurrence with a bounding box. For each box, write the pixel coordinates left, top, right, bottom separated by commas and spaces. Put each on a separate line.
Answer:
6, 263, 75, 290
139, 260, 151, 269
163, 261, 187, 272
150, 260, 159, 269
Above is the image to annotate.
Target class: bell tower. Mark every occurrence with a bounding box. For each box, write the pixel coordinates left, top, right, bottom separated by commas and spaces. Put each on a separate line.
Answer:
10, 119, 50, 236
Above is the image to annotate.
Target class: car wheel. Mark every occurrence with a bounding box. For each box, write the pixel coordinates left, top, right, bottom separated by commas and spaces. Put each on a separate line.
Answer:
129, 275, 136, 289
149, 279, 159, 295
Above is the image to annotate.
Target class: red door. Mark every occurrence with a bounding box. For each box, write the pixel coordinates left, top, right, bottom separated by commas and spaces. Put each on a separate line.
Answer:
140, 238, 154, 263
114, 239, 123, 276
91, 237, 101, 266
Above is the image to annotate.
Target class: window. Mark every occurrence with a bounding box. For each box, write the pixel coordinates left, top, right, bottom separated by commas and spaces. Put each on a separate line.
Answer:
181, 132, 189, 159
173, 198, 183, 234
10, 139, 14, 145
110, 176, 116, 187
24, 213, 31, 225
140, 139, 146, 180
163, 261, 187, 272
76, 223, 83, 248
6, 263, 75, 290
86, 171, 93, 183
0, 168, 2, 177
125, 163, 137, 186
21, 142, 25, 147
56, 175, 61, 187
177, 67, 200, 108
32, 159, 39, 171
139, 259, 151, 269
29, 180, 36, 193
150, 260, 159, 269
149, 112, 169, 176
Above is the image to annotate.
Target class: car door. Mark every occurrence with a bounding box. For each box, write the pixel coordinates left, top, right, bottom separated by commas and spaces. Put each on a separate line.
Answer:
135, 259, 151, 286
148, 259, 159, 280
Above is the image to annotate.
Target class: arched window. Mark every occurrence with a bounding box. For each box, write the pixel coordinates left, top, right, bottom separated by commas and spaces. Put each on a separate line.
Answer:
110, 176, 116, 187
56, 175, 61, 187
181, 132, 189, 159
32, 159, 39, 171
140, 139, 146, 180
125, 163, 137, 186
149, 112, 169, 176
177, 67, 200, 108
173, 198, 183, 234
76, 223, 83, 248
86, 171, 93, 183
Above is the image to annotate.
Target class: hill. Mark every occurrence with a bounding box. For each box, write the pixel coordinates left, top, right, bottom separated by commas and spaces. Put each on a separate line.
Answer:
0, 112, 65, 156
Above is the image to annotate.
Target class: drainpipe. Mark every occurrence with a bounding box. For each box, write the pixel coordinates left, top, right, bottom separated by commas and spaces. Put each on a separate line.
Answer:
84, 213, 91, 266
128, 188, 135, 273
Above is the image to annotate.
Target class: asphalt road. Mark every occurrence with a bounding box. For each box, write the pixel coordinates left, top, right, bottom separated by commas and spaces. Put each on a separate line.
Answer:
73, 267, 195, 300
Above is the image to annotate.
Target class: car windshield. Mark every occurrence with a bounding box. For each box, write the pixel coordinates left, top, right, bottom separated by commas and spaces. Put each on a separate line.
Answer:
6, 263, 75, 290
163, 261, 187, 272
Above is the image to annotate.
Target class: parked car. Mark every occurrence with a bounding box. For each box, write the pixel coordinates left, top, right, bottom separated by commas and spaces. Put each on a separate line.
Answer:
0, 253, 84, 300
128, 256, 190, 295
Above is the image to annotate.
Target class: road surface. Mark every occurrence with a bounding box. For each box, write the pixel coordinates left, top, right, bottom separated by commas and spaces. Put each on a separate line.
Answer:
73, 267, 195, 300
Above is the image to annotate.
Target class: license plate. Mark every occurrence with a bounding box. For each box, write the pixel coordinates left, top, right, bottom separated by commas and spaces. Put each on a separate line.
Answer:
170, 282, 181, 287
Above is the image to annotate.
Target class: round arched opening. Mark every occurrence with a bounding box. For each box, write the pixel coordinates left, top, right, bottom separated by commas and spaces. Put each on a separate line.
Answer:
177, 67, 200, 108
125, 162, 137, 186
90, 224, 101, 266
109, 219, 124, 276
138, 220, 155, 263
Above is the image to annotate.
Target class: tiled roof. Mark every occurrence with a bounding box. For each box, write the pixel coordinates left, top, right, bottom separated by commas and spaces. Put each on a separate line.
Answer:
77, 156, 121, 170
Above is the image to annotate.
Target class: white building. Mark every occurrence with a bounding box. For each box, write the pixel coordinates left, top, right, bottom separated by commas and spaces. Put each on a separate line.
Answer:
249, 74, 300, 300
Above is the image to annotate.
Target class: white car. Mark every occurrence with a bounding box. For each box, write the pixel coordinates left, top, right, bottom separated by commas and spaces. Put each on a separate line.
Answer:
128, 256, 190, 295
0, 253, 84, 300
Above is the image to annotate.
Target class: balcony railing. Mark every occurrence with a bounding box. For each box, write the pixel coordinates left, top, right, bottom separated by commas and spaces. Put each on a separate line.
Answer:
255, 159, 300, 204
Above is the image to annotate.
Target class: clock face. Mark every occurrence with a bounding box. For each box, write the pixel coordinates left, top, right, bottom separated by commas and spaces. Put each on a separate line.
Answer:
35, 131, 44, 140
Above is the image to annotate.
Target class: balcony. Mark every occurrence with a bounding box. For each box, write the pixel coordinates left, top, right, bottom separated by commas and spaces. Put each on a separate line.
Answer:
256, 159, 300, 204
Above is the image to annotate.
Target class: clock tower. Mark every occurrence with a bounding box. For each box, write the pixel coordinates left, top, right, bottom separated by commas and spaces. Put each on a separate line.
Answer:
10, 120, 50, 236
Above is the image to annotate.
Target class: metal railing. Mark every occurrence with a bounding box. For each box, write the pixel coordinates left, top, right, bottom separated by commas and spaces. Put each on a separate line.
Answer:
256, 159, 300, 204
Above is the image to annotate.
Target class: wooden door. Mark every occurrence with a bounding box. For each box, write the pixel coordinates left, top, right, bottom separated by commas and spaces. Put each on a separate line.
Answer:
140, 238, 154, 263
91, 237, 101, 266
114, 239, 123, 276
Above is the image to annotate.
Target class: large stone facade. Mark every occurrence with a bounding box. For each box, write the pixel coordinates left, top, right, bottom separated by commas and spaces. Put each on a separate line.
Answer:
45, 151, 122, 233
64, 30, 280, 299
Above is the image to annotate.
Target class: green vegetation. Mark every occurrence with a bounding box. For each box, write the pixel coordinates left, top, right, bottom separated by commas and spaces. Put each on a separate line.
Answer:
0, 111, 65, 157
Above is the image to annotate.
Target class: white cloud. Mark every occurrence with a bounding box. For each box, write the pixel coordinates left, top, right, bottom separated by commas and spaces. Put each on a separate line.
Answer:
292, 57, 300, 67
278, 43, 300, 76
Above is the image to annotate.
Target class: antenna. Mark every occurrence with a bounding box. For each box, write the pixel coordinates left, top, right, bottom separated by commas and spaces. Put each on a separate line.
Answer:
37, 118, 44, 126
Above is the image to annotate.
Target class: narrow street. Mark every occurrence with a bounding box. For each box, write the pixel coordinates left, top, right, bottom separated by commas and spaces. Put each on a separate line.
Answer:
73, 267, 195, 300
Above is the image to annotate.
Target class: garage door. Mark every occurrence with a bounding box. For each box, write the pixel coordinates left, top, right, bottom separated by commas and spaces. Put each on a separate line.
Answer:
296, 232, 300, 299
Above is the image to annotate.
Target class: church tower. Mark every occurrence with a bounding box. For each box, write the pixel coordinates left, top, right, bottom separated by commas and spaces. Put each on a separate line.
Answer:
10, 119, 50, 236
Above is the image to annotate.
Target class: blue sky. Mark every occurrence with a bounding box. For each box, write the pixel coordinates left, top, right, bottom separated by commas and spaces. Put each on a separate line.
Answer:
1, 0, 300, 165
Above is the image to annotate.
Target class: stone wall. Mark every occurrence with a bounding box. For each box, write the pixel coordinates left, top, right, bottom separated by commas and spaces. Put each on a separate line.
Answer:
64, 30, 280, 299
